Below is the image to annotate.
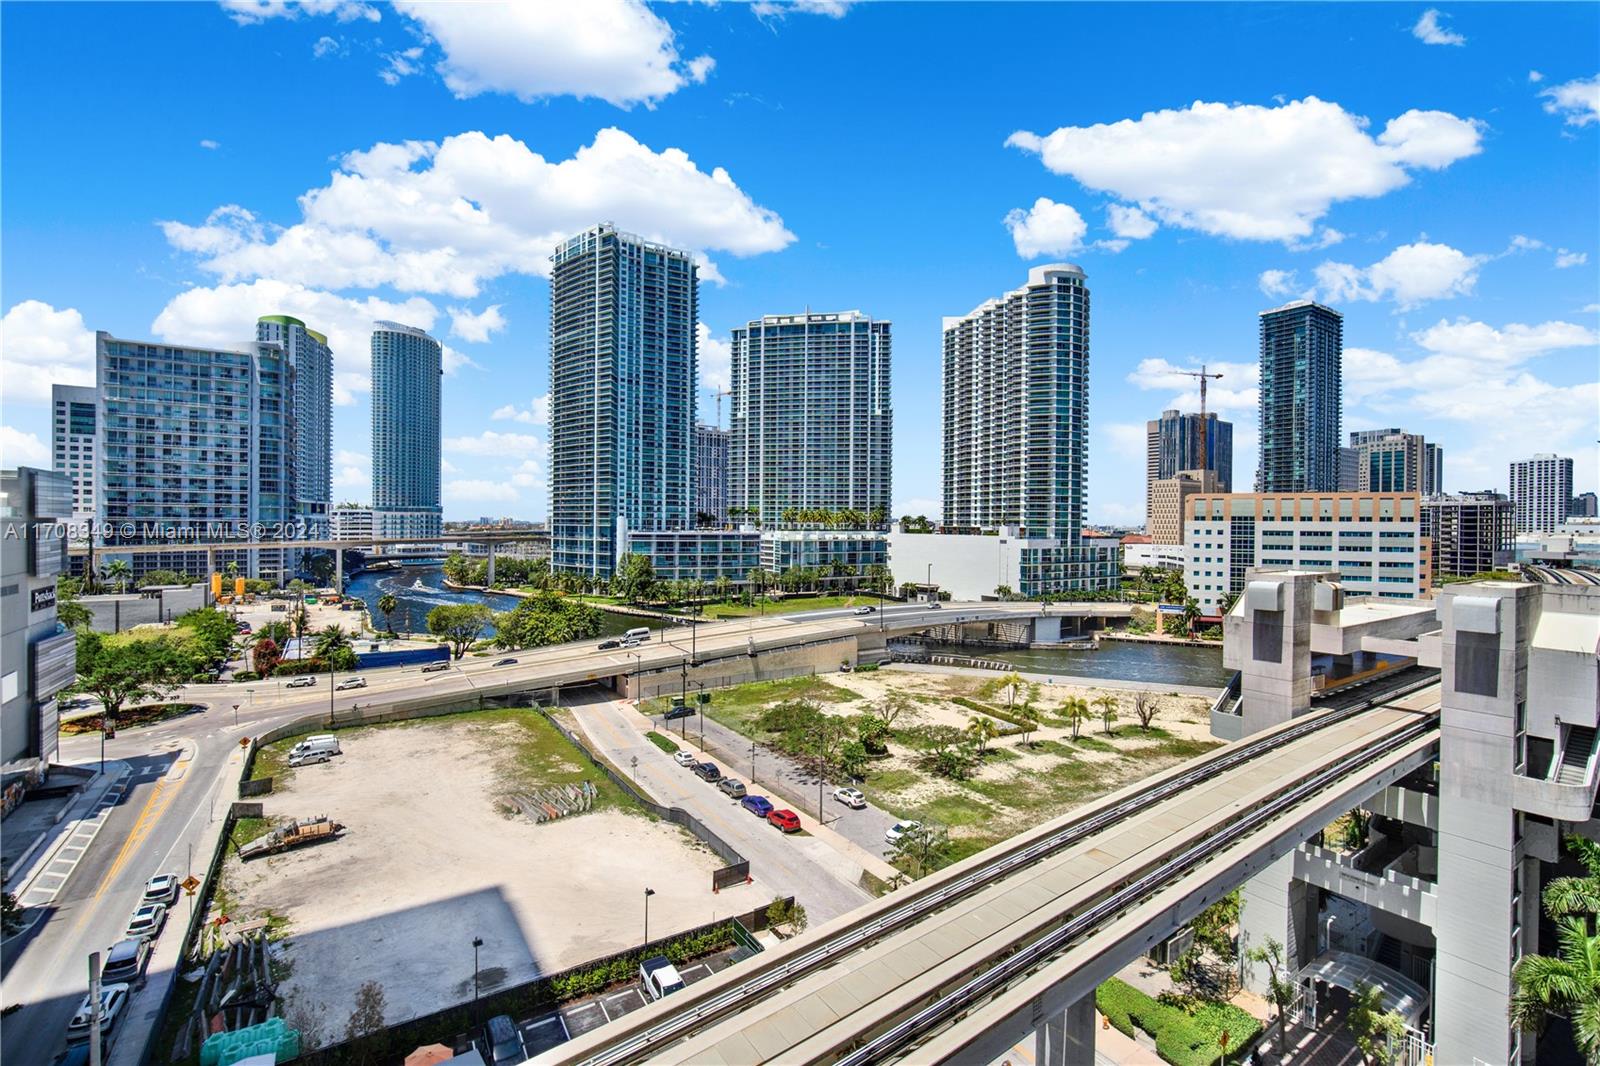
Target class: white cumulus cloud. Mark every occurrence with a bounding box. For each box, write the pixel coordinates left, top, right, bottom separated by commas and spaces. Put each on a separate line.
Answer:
490, 395, 549, 426
443, 429, 542, 459
160, 128, 794, 299
1555, 249, 1589, 268
1007, 96, 1482, 243
1540, 75, 1600, 127
0, 426, 51, 468
0, 300, 96, 404
221, 0, 378, 24
1126, 357, 1260, 417
697, 323, 732, 402
1411, 9, 1465, 46
1003, 197, 1088, 258
1310, 240, 1487, 309
448, 304, 506, 343
1106, 203, 1157, 240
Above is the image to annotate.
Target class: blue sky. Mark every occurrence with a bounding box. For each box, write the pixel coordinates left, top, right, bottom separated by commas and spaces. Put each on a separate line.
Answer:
2, 0, 1596, 524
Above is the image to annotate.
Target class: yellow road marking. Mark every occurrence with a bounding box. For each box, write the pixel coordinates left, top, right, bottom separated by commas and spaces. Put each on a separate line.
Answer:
73, 757, 190, 929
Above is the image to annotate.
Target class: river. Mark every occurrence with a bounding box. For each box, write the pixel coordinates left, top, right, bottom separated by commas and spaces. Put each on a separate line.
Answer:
346, 564, 1227, 686
343, 564, 640, 639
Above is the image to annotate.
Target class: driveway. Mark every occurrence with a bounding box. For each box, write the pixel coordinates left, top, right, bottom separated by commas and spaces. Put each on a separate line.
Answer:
564, 693, 872, 925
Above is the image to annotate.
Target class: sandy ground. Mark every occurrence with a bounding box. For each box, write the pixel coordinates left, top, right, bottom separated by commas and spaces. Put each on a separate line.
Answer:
223, 718, 720, 1028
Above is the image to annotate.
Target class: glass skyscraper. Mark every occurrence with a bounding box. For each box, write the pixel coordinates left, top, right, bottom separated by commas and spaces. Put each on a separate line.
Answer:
694, 424, 730, 527
943, 264, 1090, 539
729, 311, 891, 527
1258, 300, 1343, 493
370, 321, 442, 540
256, 315, 332, 538
96, 332, 293, 580
549, 224, 697, 577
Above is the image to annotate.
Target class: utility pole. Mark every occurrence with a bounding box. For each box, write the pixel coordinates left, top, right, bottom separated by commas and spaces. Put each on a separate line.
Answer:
1175, 364, 1225, 479
88, 951, 103, 1066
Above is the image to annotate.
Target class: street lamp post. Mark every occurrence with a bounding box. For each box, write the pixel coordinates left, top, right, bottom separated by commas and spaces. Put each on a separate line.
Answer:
643, 887, 655, 948
471, 936, 483, 1019
750, 740, 757, 785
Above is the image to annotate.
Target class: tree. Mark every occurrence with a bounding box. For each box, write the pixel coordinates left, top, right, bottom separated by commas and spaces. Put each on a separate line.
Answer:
885, 821, 953, 878
344, 979, 387, 1043
251, 637, 282, 677
1093, 694, 1120, 736
613, 553, 658, 605
1191, 890, 1241, 967
105, 558, 132, 593
174, 608, 239, 669
1015, 701, 1041, 746
1347, 982, 1407, 1066
1182, 596, 1202, 636
2, 891, 23, 934
56, 579, 92, 629
1546, 835, 1600, 921
912, 724, 976, 780
305, 552, 335, 586
257, 620, 291, 646
376, 592, 398, 635
855, 714, 892, 755
994, 584, 1015, 601
426, 603, 494, 659
995, 672, 1027, 714
73, 631, 188, 723
965, 716, 1001, 757
491, 592, 603, 650
1512, 917, 1600, 1062
766, 897, 809, 937
441, 552, 472, 586
1131, 691, 1162, 731
312, 625, 355, 669
1247, 936, 1297, 1053
1061, 697, 1090, 741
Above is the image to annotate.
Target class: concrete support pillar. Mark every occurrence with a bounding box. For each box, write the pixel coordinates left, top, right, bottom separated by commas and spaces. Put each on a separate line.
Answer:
1035, 995, 1095, 1066
486, 543, 496, 586
1239, 851, 1316, 997
1223, 569, 1322, 737
335, 548, 343, 590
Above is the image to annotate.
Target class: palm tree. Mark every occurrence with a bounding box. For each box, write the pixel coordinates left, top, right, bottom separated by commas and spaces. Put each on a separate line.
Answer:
1182, 596, 1202, 636
995, 672, 1026, 714
106, 558, 132, 593
313, 624, 353, 662
1093, 694, 1119, 735
1015, 701, 1040, 747
377, 592, 398, 635
965, 716, 1000, 757
1546, 837, 1600, 920
1062, 697, 1090, 740
1512, 917, 1600, 1063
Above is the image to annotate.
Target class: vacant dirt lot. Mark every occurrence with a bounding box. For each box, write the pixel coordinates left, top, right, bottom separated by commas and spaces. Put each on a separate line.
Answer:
223, 710, 722, 1031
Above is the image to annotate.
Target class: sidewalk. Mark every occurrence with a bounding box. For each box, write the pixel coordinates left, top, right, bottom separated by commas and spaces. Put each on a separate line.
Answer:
3, 761, 131, 920
107, 744, 246, 1066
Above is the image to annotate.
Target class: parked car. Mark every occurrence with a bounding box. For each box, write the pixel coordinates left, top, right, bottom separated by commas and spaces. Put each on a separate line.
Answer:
125, 902, 167, 939
741, 795, 774, 818
335, 677, 367, 691
142, 873, 179, 905
833, 786, 867, 809
493, 658, 518, 667
854, 605, 876, 615
65, 984, 129, 1047
284, 675, 317, 689
100, 938, 151, 985
640, 955, 685, 1001
483, 1014, 524, 1065
766, 808, 802, 833
597, 639, 621, 651
672, 751, 698, 767
885, 820, 922, 845
663, 704, 695, 721
693, 762, 722, 783
717, 778, 747, 800
287, 735, 340, 765
421, 661, 450, 673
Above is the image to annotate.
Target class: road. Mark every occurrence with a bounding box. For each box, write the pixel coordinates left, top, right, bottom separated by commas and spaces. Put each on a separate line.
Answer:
565, 692, 873, 924
2, 599, 1040, 1064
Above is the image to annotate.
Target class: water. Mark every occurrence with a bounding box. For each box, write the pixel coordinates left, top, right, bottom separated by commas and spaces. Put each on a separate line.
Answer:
343, 564, 640, 639
917, 639, 1231, 689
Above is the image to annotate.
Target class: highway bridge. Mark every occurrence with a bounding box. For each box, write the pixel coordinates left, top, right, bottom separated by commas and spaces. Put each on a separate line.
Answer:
527, 672, 1440, 1066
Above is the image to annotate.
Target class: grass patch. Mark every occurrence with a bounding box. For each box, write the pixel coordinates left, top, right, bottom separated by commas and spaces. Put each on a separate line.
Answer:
643, 674, 859, 737
645, 731, 679, 754
865, 767, 920, 793
1070, 735, 1117, 753
60, 702, 206, 735
1096, 978, 1260, 1066
231, 815, 281, 848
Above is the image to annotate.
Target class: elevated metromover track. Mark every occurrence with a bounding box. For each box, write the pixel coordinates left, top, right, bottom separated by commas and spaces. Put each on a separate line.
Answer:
532, 675, 1441, 1066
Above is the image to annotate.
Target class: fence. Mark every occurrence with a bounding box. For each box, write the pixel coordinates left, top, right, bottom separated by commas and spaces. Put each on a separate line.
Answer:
538, 710, 752, 884
887, 649, 1015, 672
282, 902, 782, 1066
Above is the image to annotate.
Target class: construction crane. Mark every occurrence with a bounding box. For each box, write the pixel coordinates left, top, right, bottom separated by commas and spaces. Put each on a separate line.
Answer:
707, 387, 732, 429
1177, 364, 1224, 481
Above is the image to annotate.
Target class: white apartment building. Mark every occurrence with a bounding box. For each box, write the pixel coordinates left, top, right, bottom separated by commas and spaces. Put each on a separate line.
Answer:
1509, 453, 1574, 534
1184, 492, 1431, 614
330, 505, 375, 542
51, 383, 97, 538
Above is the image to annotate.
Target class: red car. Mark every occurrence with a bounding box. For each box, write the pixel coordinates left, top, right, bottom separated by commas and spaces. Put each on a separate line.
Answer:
766, 808, 801, 833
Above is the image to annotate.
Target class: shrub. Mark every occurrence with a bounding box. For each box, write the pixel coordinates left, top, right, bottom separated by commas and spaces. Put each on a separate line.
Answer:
272, 659, 324, 677
852, 661, 881, 672
1095, 979, 1260, 1066
950, 696, 1027, 736
232, 671, 260, 682
645, 731, 679, 754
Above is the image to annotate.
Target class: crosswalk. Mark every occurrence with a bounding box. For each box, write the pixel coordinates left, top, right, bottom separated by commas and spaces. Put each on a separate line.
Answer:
18, 767, 130, 909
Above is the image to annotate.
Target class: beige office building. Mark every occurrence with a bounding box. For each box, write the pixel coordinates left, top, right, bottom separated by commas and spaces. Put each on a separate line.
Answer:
1148, 469, 1217, 545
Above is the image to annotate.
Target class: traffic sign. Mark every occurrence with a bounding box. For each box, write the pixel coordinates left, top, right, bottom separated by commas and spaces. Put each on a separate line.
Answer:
181, 875, 201, 895
239, 737, 251, 748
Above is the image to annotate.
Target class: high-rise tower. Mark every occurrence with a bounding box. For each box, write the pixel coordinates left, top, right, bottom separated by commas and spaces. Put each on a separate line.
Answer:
548, 224, 697, 577
729, 310, 891, 527
370, 321, 442, 540
256, 315, 333, 538
1258, 300, 1342, 493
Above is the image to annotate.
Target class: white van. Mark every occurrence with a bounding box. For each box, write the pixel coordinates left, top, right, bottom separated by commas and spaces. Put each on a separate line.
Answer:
624, 627, 651, 643
287, 734, 341, 767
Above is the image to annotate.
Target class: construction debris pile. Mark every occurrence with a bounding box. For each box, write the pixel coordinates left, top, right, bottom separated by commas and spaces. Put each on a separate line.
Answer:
502, 781, 597, 823
237, 815, 344, 860
177, 926, 299, 1064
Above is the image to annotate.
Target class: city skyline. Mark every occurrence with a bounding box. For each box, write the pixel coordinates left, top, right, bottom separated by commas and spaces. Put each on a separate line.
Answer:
1, 2, 1596, 524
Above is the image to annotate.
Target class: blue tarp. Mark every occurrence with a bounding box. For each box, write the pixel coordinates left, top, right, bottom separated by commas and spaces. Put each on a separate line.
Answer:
354, 646, 450, 669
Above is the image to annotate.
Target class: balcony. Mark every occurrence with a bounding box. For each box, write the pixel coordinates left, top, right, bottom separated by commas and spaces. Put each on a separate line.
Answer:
1514, 721, 1600, 821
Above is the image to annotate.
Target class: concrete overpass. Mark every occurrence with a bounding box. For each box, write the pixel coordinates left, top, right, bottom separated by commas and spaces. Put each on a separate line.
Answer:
526, 673, 1440, 1066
